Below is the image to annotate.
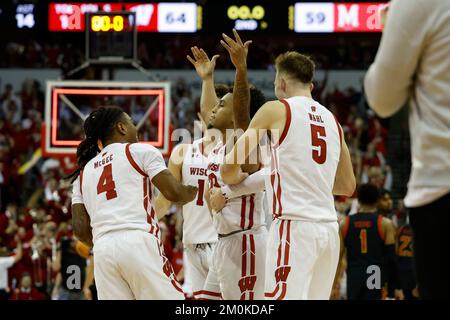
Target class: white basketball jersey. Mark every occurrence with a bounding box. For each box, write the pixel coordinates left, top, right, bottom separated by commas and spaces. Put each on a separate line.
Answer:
180, 139, 218, 244
207, 142, 265, 235
266, 96, 341, 222
72, 143, 167, 243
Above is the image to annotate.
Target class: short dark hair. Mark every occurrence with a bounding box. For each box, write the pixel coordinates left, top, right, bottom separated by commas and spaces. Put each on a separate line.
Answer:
249, 85, 266, 118
228, 84, 266, 119
357, 184, 380, 206
275, 51, 315, 84
214, 84, 231, 98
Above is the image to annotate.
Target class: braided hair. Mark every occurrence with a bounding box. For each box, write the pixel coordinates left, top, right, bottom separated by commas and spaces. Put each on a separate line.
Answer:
67, 106, 125, 182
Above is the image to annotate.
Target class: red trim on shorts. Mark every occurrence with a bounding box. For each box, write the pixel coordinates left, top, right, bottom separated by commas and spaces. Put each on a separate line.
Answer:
277, 221, 291, 300
248, 195, 255, 229
240, 234, 248, 300
277, 99, 292, 147
284, 221, 291, 265
265, 221, 285, 298
249, 234, 256, 276
277, 283, 288, 300
277, 220, 284, 267
125, 143, 148, 177
79, 169, 84, 195
265, 286, 280, 298
193, 290, 222, 298
343, 216, 350, 240
265, 220, 291, 300
377, 215, 385, 241
240, 196, 247, 229
242, 234, 247, 278
171, 279, 184, 293
333, 115, 342, 148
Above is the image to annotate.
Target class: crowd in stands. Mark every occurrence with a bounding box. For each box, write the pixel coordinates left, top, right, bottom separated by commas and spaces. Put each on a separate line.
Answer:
1, 36, 378, 71
0, 48, 401, 299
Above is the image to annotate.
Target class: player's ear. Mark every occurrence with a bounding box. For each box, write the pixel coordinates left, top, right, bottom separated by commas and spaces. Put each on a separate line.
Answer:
310, 82, 314, 92
116, 121, 127, 136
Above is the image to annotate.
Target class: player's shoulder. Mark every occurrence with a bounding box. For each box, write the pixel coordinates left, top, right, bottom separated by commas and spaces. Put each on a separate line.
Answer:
128, 142, 160, 154
253, 100, 286, 122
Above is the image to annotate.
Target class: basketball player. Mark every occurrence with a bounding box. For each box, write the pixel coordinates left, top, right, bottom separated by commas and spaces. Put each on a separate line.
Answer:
154, 49, 229, 300
337, 184, 402, 300
191, 30, 268, 300
221, 51, 355, 299
70, 106, 198, 300
396, 221, 418, 300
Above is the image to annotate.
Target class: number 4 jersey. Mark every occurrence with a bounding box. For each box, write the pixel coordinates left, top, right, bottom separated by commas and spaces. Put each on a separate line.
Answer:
72, 142, 167, 243
268, 97, 341, 222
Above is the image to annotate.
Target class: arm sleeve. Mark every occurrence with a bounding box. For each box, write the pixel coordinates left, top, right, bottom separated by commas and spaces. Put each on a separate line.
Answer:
364, 0, 430, 117
0, 256, 16, 269
221, 169, 265, 200
130, 143, 168, 181
71, 176, 84, 205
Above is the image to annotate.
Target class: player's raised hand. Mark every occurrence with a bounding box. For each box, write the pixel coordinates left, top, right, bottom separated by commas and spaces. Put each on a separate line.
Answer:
186, 46, 220, 80
220, 29, 252, 70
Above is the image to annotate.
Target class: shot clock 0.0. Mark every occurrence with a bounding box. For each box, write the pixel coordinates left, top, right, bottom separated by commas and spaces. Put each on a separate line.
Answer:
89, 14, 132, 32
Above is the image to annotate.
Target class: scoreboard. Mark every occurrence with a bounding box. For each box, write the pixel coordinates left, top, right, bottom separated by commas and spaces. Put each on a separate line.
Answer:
48, 2, 197, 32
0, 1, 387, 34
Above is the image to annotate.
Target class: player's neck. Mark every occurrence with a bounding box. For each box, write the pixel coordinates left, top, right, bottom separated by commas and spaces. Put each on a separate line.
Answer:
202, 129, 220, 151
288, 88, 312, 99
103, 137, 129, 148
358, 205, 377, 213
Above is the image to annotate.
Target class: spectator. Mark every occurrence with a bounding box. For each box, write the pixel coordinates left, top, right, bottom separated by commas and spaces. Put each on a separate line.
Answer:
10, 272, 44, 300
0, 239, 22, 299
364, 0, 450, 299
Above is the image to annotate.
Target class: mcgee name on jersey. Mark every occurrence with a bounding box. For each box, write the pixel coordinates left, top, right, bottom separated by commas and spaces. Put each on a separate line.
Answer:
93, 153, 114, 169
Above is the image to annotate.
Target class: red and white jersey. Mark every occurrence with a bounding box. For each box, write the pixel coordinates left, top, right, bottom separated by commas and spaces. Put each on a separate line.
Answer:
207, 141, 265, 235
180, 139, 218, 244
71, 143, 167, 243
266, 96, 341, 222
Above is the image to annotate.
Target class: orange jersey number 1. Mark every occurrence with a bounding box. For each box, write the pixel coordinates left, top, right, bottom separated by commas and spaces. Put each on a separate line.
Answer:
360, 229, 368, 254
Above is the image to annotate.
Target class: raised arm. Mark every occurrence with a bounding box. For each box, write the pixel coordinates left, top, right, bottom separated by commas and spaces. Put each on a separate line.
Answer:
220, 29, 252, 130
187, 47, 220, 122
221, 100, 285, 185
209, 170, 265, 212
364, 0, 428, 117
333, 123, 356, 197
154, 144, 188, 219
